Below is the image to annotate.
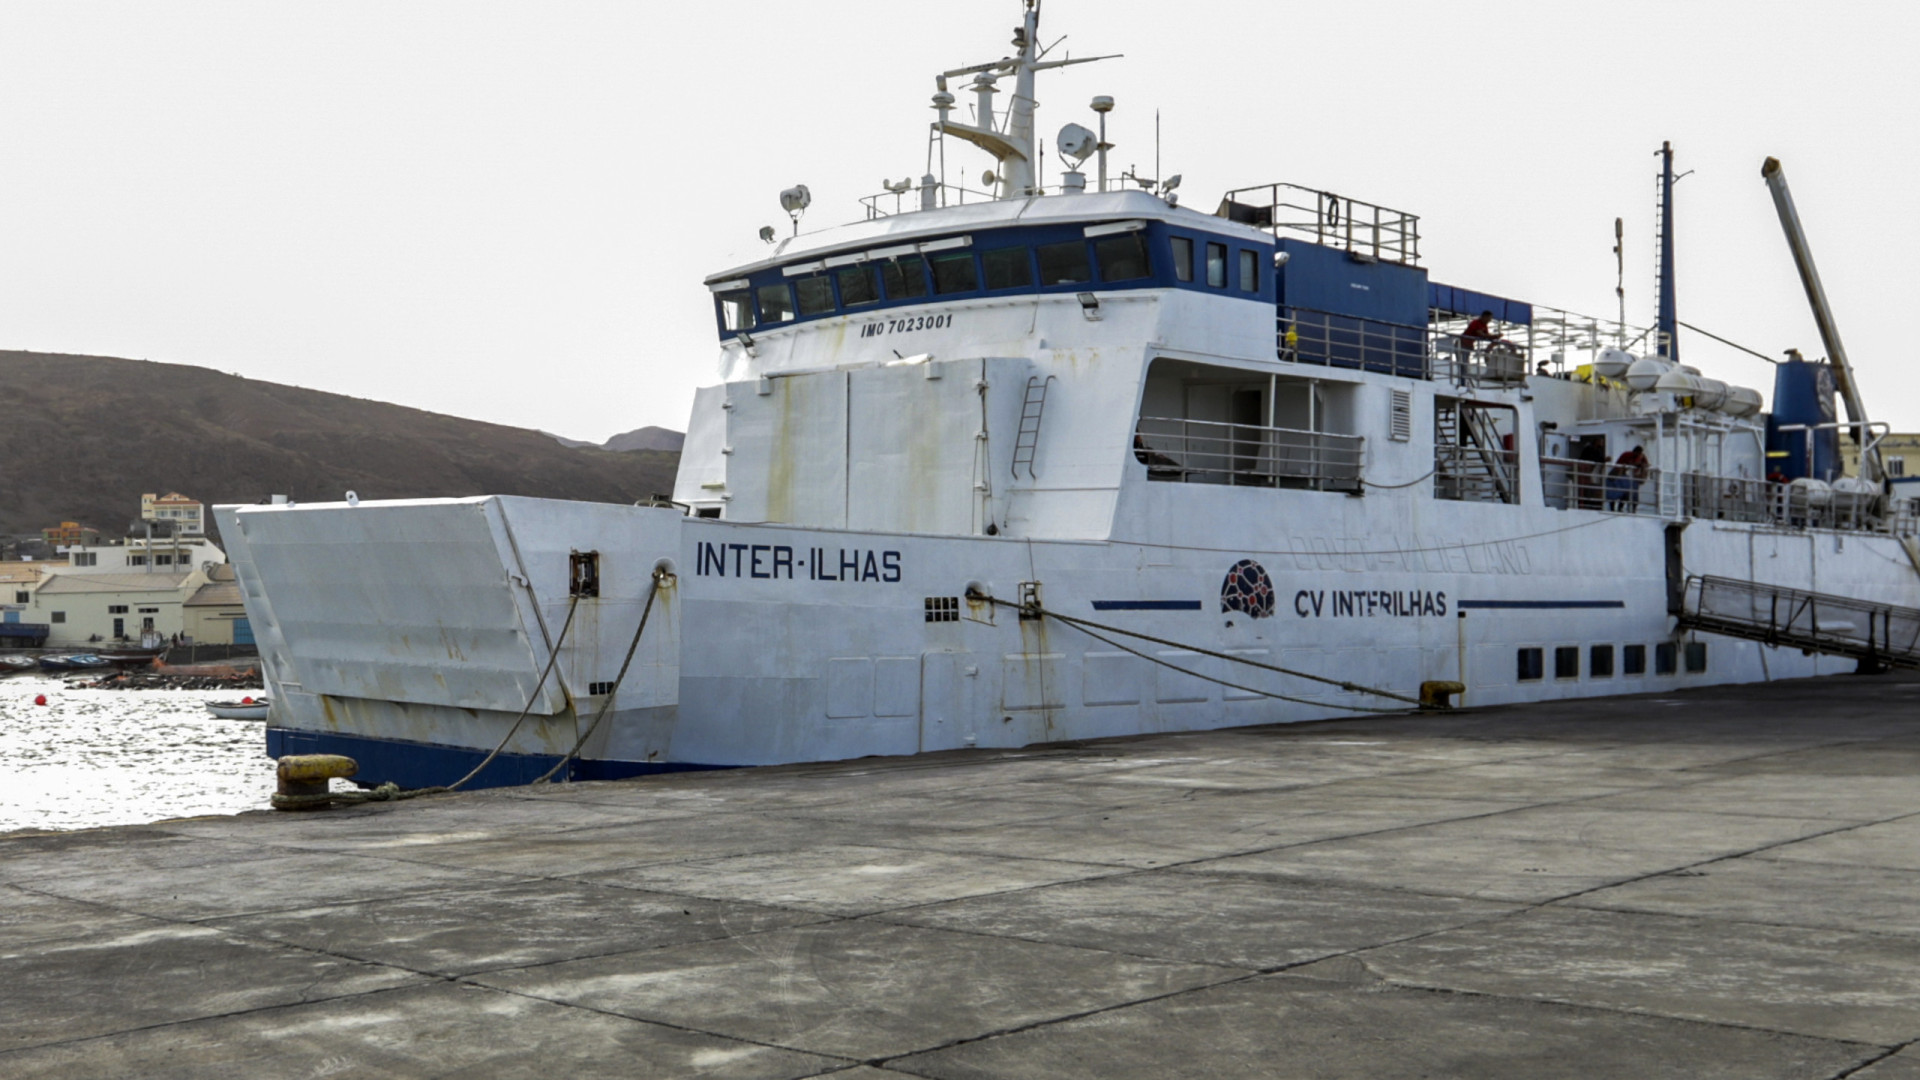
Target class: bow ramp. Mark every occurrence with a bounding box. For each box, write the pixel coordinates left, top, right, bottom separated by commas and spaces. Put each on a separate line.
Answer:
1679, 575, 1920, 671
217, 496, 685, 784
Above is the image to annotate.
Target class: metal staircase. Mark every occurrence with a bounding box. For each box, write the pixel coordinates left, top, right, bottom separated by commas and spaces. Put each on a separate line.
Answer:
1011, 375, 1054, 480
1678, 575, 1920, 671
1434, 401, 1516, 504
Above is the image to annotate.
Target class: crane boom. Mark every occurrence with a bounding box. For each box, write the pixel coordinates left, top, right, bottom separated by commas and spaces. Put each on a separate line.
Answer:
1761, 156, 1879, 482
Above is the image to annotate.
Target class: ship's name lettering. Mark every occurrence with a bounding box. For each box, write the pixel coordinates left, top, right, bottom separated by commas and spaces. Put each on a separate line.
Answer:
859, 313, 954, 338
1293, 589, 1447, 619
694, 541, 901, 583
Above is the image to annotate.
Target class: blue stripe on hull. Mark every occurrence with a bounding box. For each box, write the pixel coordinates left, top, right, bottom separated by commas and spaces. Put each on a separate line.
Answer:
263, 728, 731, 791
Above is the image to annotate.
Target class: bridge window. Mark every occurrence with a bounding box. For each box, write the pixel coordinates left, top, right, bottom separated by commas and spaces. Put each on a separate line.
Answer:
1206, 243, 1227, 288
1239, 249, 1259, 293
719, 291, 755, 332
1623, 643, 1646, 675
1170, 237, 1194, 282
882, 256, 929, 299
1095, 234, 1151, 282
1037, 240, 1092, 286
982, 246, 1032, 290
756, 282, 794, 323
795, 275, 835, 317
1517, 647, 1543, 681
931, 252, 978, 295
1655, 641, 1677, 675
837, 265, 879, 306
1684, 641, 1708, 673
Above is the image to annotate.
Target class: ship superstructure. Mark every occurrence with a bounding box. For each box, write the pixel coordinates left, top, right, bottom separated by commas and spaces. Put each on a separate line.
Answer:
218, 2, 1920, 789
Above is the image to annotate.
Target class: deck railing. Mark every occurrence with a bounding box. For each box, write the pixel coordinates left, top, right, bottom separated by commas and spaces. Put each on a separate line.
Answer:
1537, 457, 1915, 536
1279, 306, 1428, 378
1219, 183, 1420, 265
1135, 417, 1363, 491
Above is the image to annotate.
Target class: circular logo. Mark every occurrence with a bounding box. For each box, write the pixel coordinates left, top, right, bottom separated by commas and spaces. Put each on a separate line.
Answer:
1220, 559, 1275, 619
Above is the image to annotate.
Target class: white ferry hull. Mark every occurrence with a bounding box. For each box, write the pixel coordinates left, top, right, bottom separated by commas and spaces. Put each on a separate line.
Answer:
218, 492, 1907, 789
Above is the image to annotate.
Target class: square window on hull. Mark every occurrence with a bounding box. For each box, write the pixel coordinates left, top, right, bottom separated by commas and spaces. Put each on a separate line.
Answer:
1590, 644, 1614, 678
1554, 646, 1579, 679
1655, 642, 1678, 675
1623, 644, 1647, 675
1685, 641, 1708, 673
1517, 647, 1544, 682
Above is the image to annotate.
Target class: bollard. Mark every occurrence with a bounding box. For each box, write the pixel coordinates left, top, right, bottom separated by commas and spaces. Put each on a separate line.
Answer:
273, 754, 359, 811
1420, 681, 1467, 709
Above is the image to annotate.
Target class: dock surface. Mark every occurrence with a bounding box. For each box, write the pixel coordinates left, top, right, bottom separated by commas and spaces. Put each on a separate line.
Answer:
5, 676, 1920, 1079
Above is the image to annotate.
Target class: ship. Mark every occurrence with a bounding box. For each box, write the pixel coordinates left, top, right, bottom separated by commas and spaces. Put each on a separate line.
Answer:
216, 1, 1920, 790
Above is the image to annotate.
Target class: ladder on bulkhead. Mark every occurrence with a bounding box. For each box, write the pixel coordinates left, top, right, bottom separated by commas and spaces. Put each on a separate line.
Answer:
1011, 376, 1054, 479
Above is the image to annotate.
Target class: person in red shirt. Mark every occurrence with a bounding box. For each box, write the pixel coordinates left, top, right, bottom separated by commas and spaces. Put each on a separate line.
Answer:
1460, 310, 1502, 352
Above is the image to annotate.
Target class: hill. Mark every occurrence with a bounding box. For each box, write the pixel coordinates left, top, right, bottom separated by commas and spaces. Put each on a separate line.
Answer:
601, 426, 685, 453
0, 352, 681, 538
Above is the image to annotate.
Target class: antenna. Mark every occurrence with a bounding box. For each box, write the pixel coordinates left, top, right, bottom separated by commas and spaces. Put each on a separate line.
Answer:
1090, 96, 1114, 192
1613, 216, 1625, 333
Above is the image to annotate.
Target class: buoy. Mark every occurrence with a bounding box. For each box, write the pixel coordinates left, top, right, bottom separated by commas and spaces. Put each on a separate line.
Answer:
34, 693, 47, 706
242, 696, 254, 704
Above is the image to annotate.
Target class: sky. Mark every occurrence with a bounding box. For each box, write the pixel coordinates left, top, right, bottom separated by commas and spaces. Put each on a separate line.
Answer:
1, 1, 1915, 443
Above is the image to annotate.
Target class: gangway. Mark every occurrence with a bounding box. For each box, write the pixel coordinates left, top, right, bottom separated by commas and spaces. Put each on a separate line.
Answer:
1677, 575, 1920, 671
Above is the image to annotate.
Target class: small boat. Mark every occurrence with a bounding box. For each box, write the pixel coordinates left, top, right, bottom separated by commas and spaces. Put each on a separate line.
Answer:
0, 655, 35, 674
39, 654, 111, 673
207, 698, 271, 721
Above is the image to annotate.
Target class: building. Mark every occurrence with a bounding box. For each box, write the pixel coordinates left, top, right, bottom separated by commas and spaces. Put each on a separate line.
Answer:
58, 534, 227, 574
1843, 432, 1920, 479
41, 522, 102, 546
182, 565, 252, 645
141, 492, 206, 535
0, 562, 49, 625
1841, 432, 1920, 502
23, 569, 212, 646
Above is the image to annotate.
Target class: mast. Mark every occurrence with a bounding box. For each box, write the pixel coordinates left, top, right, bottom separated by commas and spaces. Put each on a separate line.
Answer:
1762, 156, 1878, 481
1656, 142, 1678, 361
929, 1, 1117, 202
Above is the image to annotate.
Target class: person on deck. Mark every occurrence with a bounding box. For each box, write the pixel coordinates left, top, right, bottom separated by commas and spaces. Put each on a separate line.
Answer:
1460, 310, 1502, 353
1607, 444, 1651, 511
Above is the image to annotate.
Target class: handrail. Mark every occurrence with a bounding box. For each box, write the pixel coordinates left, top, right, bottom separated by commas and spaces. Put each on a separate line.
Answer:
1280, 305, 1429, 377
1220, 182, 1420, 265
1135, 416, 1363, 491
1681, 574, 1920, 669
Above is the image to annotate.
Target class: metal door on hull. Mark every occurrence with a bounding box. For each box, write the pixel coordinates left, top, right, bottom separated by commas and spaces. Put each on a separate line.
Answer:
920, 651, 976, 752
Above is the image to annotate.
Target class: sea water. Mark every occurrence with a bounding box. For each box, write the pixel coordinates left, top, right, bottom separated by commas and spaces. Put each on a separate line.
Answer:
0, 675, 276, 833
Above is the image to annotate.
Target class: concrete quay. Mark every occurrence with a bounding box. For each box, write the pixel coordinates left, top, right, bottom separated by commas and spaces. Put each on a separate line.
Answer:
5, 675, 1920, 1079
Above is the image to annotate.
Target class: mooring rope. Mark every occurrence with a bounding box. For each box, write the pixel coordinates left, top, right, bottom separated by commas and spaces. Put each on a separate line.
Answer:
973, 591, 1430, 711
447, 592, 582, 791
533, 567, 669, 785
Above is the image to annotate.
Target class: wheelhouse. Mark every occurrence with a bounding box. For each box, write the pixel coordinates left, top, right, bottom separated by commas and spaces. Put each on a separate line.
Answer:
708, 216, 1276, 340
